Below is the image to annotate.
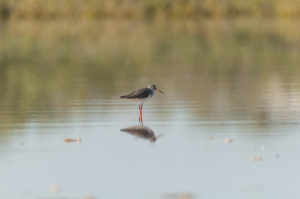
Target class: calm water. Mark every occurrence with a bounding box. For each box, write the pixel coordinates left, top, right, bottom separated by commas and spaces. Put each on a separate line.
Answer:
1, 19, 300, 199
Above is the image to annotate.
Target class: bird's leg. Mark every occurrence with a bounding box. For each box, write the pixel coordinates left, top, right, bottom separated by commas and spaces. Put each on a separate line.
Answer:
138, 104, 141, 122
141, 102, 143, 120
139, 103, 143, 122
139, 104, 141, 121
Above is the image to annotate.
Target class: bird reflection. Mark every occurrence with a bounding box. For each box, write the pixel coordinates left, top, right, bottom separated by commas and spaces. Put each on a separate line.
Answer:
120, 124, 161, 142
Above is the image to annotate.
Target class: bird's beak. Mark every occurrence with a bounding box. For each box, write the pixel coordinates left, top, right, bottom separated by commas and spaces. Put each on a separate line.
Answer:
157, 89, 164, 94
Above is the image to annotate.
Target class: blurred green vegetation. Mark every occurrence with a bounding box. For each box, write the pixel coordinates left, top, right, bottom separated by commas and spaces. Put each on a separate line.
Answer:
1, 0, 300, 20
1, 19, 300, 125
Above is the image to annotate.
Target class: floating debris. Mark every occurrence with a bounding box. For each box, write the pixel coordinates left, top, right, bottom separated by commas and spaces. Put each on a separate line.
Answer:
84, 197, 96, 199
49, 185, 60, 194
208, 136, 214, 140
250, 155, 262, 162
224, 139, 233, 143
164, 192, 194, 199
64, 138, 82, 143
260, 145, 265, 151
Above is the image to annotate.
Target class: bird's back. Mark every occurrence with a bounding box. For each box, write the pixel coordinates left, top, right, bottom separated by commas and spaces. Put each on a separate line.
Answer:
120, 88, 154, 99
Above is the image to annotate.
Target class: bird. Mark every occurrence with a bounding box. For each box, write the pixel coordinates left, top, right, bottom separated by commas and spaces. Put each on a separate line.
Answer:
120, 84, 164, 122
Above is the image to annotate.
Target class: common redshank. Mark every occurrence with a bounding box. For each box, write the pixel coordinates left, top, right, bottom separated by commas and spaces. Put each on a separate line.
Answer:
120, 84, 164, 122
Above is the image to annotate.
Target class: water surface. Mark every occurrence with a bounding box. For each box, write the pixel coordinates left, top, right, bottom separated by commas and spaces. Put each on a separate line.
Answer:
0, 19, 300, 199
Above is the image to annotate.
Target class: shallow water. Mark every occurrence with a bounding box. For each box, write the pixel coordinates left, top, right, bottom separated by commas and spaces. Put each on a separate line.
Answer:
1, 19, 300, 199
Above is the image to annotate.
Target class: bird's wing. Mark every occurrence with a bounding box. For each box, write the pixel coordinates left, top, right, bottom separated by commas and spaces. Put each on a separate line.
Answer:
120, 88, 151, 99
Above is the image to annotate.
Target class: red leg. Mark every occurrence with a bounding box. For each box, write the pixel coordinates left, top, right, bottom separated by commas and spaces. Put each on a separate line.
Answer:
140, 103, 143, 120
138, 104, 141, 122
139, 111, 143, 123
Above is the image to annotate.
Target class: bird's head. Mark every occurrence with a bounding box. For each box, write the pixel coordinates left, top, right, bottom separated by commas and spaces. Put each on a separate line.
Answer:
148, 84, 164, 94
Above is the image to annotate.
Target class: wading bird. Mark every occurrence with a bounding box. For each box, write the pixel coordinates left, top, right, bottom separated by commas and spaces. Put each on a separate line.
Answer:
120, 84, 164, 122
